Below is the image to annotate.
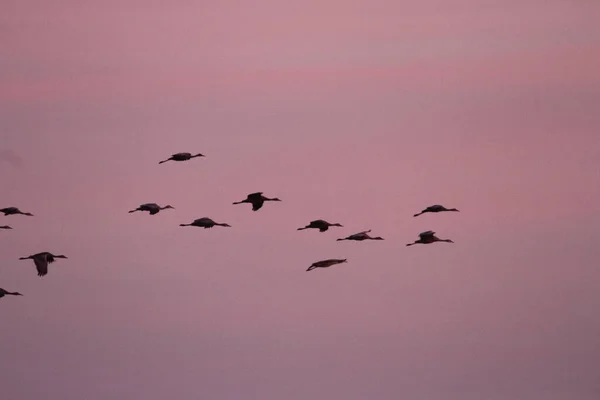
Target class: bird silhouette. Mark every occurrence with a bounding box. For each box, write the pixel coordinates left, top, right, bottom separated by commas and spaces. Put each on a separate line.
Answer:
0, 288, 23, 298
19, 252, 68, 277
158, 152, 205, 164
337, 229, 384, 241
233, 192, 281, 211
297, 219, 343, 232
413, 204, 459, 217
128, 203, 174, 215
180, 217, 231, 228
0, 207, 33, 216
406, 231, 454, 246
306, 258, 348, 272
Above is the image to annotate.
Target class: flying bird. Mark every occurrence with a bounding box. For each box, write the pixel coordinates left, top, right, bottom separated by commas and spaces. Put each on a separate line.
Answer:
406, 231, 454, 246
337, 229, 384, 241
0, 288, 23, 298
297, 219, 343, 232
180, 217, 231, 228
159, 152, 205, 164
0, 225, 12, 229
413, 204, 459, 217
19, 252, 68, 277
306, 258, 348, 272
233, 192, 281, 211
1, 207, 33, 216
128, 203, 174, 215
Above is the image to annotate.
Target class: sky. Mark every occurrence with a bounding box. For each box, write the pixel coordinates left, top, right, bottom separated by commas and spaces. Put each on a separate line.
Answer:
1, 1, 599, 399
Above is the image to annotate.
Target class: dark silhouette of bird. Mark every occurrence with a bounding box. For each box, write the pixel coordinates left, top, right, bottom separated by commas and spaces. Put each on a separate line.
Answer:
1, 207, 33, 216
406, 231, 454, 246
0, 225, 12, 229
233, 192, 281, 211
159, 152, 205, 164
19, 252, 68, 277
0, 288, 23, 298
413, 204, 459, 217
337, 229, 384, 241
306, 258, 348, 272
297, 219, 343, 232
180, 218, 231, 228
128, 203, 174, 215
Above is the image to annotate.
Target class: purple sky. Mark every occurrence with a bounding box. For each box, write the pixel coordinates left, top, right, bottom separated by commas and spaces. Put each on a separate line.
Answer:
2, 1, 600, 399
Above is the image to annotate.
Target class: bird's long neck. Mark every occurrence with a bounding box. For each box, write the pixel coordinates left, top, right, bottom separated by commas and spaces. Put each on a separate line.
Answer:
7, 292, 20, 296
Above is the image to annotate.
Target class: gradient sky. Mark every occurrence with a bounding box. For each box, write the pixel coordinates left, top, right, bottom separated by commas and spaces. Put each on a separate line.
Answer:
2, 1, 600, 399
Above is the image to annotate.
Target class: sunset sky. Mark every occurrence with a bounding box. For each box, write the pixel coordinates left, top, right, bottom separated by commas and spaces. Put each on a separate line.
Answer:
2, 1, 599, 399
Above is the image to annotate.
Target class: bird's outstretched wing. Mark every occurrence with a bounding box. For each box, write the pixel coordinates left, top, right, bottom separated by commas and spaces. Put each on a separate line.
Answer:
247, 192, 263, 199
33, 254, 49, 277
251, 201, 264, 211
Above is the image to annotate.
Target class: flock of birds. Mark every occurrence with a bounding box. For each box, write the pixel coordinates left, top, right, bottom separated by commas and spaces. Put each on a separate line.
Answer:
1, 151, 459, 300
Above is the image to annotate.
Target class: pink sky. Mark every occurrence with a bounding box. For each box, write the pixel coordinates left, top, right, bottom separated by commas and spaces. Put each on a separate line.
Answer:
2, 1, 599, 399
